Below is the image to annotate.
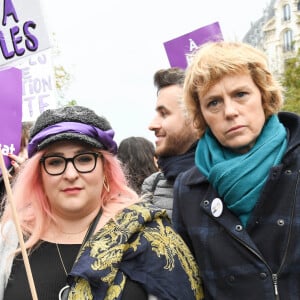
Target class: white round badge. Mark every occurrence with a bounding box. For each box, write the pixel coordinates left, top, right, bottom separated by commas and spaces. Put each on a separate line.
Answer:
211, 198, 223, 217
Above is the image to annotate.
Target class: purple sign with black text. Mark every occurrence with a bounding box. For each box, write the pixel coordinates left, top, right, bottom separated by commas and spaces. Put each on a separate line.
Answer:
163, 22, 223, 69
0, 67, 22, 177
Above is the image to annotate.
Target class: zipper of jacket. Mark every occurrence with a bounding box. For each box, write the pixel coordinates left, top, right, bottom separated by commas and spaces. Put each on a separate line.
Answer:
272, 171, 298, 299
271, 274, 280, 300
228, 233, 280, 299
225, 170, 298, 299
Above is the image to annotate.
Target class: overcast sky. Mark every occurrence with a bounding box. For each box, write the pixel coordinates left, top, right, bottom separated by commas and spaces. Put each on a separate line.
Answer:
39, 0, 270, 144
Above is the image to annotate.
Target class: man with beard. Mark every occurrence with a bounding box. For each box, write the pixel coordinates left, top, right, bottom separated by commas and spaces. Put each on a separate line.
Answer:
141, 67, 199, 220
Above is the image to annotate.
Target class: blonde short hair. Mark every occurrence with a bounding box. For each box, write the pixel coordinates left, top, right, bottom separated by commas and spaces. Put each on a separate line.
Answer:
184, 41, 283, 135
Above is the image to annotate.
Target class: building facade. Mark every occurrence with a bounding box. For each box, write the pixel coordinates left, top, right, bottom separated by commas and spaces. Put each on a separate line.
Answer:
243, 0, 300, 78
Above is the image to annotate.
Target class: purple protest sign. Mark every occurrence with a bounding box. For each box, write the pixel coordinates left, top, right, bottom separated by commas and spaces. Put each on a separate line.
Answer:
163, 22, 223, 69
0, 67, 22, 177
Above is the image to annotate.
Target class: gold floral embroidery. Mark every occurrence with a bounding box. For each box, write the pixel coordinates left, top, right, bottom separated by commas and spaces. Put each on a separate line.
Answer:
69, 202, 203, 300
68, 278, 92, 299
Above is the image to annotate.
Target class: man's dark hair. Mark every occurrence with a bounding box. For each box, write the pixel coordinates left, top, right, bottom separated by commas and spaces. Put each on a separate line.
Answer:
154, 68, 185, 93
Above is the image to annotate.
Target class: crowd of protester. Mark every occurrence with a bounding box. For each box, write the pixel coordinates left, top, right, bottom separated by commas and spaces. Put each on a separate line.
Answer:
1, 41, 300, 299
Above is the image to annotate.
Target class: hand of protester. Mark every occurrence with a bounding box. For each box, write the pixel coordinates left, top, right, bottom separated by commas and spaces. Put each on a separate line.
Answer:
8, 153, 27, 175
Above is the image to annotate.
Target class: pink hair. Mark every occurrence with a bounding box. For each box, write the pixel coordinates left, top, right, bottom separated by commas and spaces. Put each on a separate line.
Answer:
1, 150, 139, 251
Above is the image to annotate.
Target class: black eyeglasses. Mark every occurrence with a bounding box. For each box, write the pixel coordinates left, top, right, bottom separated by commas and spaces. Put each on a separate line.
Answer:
40, 152, 101, 176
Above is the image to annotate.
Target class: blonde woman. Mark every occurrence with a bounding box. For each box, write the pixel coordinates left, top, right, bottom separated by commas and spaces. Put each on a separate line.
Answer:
173, 41, 300, 299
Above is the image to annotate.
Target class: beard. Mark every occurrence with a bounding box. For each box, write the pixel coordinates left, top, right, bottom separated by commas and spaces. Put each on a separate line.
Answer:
156, 129, 198, 157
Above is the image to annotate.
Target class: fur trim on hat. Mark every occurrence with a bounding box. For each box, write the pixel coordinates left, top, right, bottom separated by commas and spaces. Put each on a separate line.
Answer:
29, 106, 115, 154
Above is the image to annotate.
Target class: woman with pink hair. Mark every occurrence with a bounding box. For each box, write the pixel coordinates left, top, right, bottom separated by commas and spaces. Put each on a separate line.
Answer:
0, 105, 203, 300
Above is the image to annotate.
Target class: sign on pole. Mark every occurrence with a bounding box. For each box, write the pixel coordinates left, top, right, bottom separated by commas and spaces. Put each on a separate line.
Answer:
0, 67, 22, 175
163, 22, 223, 69
0, 0, 55, 174
18, 49, 58, 121
0, 0, 50, 66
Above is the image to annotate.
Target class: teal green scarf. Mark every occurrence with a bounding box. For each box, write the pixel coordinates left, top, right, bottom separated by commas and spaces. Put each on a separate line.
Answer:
195, 115, 287, 226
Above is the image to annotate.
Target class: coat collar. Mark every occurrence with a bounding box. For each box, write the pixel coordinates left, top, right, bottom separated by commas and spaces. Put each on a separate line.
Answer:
278, 112, 300, 153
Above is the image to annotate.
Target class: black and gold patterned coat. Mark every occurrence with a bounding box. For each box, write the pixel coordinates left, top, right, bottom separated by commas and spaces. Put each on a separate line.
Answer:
67, 201, 203, 300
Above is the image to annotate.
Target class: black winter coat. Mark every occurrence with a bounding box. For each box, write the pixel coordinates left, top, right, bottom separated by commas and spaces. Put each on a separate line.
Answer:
173, 112, 300, 300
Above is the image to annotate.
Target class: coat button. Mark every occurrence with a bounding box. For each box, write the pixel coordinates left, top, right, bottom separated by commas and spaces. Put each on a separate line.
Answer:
259, 272, 267, 280
203, 200, 210, 206
277, 219, 285, 226
235, 225, 243, 231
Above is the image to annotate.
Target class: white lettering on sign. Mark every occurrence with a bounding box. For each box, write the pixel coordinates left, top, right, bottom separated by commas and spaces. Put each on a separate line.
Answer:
0, 143, 16, 155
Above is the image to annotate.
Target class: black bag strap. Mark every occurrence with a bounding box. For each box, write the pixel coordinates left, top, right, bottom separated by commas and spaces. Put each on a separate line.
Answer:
79, 208, 102, 252
60, 208, 102, 300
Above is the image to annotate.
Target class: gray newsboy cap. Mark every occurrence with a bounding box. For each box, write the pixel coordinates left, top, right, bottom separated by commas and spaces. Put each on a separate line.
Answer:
28, 105, 117, 157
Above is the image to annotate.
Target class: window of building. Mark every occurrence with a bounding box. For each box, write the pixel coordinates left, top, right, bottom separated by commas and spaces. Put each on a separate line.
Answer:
283, 30, 293, 52
298, 1, 300, 11
283, 4, 291, 21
